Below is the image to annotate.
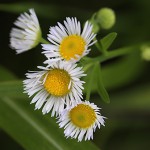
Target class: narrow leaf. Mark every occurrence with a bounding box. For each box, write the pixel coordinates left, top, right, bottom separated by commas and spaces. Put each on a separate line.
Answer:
0, 67, 100, 149
0, 97, 100, 150
85, 64, 97, 100
0, 80, 26, 98
100, 32, 117, 52
0, 65, 16, 81
96, 63, 110, 103
83, 51, 144, 93
102, 52, 144, 90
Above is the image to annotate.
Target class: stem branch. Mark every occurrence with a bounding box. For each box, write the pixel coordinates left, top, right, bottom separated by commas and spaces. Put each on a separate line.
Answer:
90, 42, 150, 63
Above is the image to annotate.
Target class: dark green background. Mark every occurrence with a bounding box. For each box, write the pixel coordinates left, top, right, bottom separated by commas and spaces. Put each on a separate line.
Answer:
0, 0, 150, 150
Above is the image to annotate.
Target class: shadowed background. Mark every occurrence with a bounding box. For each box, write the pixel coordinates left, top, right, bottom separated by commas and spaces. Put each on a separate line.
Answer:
0, 0, 150, 150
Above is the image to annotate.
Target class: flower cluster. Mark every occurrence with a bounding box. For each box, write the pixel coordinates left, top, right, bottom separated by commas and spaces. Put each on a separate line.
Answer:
10, 9, 105, 142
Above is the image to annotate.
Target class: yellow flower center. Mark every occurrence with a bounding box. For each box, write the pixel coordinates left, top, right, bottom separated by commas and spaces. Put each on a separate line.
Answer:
70, 104, 96, 128
44, 69, 71, 96
59, 35, 86, 60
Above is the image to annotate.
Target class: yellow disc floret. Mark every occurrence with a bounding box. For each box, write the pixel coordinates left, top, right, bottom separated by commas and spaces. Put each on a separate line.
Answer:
59, 35, 86, 60
44, 69, 71, 96
70, 104, 96, 128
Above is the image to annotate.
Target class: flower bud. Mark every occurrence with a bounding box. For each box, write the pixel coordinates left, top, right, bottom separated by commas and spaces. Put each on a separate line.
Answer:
89, 19, 100, 33
96, 8, 116, 30
141, 46, 150, 61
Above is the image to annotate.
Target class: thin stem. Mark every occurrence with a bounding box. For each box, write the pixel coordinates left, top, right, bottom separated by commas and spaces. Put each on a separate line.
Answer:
94, 37, 104, 53
90, 42, 150, 63
40, 37, 49, 44
83, 63, 94, 72
84, 42, 150, 101
95, 46, 138, 62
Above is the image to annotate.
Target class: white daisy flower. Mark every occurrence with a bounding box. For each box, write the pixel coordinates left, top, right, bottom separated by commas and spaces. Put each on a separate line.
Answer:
23, 61, 86, 116
10, 8, 41, 54
42, 17, 96, 63
58, 101, 105, 142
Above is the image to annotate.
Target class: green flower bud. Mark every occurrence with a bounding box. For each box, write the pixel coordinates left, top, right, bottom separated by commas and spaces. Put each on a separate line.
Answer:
89, 19, 100, 33
96, 8, 116, 30
141, 45, 150, 61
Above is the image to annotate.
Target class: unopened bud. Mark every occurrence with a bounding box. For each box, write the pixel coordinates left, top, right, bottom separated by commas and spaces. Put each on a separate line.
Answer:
141, 45, 150, 61
96, 8, 116, 30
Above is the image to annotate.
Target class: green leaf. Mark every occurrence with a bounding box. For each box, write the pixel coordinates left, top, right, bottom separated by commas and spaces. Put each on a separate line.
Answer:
0, 66, 16, 81
79, 57, 95, 73
95, 63, 110, 103
99, 32, 117, 52
0, 97, 100, 150
0, 80, 26, 99
102, 51, 144, 90
94, 83, 150, 148
85, 64, 97, 100
84, 51, 144, 93
0, 67, 99, 149
109, 84, 150, 111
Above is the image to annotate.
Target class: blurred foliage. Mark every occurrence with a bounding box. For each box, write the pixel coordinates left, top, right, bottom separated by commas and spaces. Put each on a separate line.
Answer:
0, 0, 150, 150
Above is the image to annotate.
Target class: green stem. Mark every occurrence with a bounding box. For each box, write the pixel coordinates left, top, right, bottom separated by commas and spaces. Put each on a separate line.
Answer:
94, 37, 106, 54
91, 42, 150, 63
95, 41, 102, 52
83, 63, 93, 72
40, 38, 49, 44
